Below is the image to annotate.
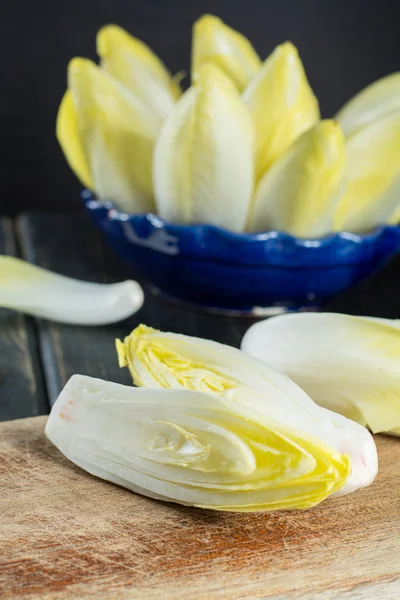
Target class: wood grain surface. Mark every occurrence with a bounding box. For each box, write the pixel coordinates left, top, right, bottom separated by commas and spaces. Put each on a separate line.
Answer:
0, 219, 46, 420
0, 416, 399, 600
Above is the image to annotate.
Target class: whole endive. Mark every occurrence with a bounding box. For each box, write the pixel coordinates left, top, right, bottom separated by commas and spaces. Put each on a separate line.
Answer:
115, 324, 377, 506
334, 111, 400, 233
243, 42, 319, 183
153, 64, 254, 231
247, 120, 346, 236
241, 313, 400, 436
334, 72, 400, 232
97, 24, 182, 124
57, 25, 180, 214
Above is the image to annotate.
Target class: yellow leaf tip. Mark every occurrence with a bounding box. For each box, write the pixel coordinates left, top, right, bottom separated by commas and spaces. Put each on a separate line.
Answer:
97, 23, 131, 54
68, 57, 95, 76
194, 14, 220, 27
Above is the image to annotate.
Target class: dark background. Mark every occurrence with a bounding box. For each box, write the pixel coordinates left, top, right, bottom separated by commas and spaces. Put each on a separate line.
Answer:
1, 0, 399, 215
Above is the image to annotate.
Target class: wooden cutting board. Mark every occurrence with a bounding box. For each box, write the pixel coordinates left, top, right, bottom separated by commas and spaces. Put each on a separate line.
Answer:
1, 417, 399, 600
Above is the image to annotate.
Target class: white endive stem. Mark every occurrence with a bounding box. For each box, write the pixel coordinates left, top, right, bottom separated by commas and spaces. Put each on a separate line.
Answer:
46, 374, 376, 512
241, 313, 400, 436
0, 256, 144, 325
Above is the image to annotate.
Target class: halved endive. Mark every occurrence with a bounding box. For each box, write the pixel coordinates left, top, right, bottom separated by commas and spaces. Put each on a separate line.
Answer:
241, 313, 400, 436
247, 121, 346, 236
57, 58, 159, 213
191, 14, 261, 92
153, 64, 253, 231
243, 42, 319, 182
0, 256, 143, 325
113, 324, 377, 509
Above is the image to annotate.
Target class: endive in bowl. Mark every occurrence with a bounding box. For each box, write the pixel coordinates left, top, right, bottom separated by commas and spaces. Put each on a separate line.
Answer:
84, 193, 400, 314
58, 17, 400, 314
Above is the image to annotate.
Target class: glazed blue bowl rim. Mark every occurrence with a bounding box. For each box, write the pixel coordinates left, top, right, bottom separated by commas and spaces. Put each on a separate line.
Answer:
82, 189, 400, 248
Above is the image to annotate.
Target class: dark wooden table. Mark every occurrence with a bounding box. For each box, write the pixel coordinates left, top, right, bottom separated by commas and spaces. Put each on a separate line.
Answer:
2, 212, 400, 421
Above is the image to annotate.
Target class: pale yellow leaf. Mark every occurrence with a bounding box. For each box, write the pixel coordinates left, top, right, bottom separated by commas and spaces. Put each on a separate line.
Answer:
56, 90, 93, 190
248, 120, 346, 236
192, 14, 261, 92
153, 63, 253, 231
97, 24, 181, 124
336, 72, 400, 137
335, 111, 400, 232
68, 58, 158, 213
243, 42, 319, 182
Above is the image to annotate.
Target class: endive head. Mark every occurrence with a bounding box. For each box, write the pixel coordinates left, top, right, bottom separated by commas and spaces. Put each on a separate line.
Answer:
192, 14, 261, 91
97, 24, 181, 124
47, 374, 353, 511
241, 312, 400, 436
57, 57, 159, 214
153, 63, 254, 231
247, 120, 347, 236
243, 41, 320, 181
116, 324, 377, 496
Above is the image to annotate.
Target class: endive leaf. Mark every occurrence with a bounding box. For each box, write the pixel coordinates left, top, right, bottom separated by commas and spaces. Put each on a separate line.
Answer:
0, 256, 143, 325
241, 312, 400, 435
46, 374, 354, 511
153, 64, 254, 231
192, 14, 261, 92
336, 73, 400, 137
243, 42, 320, 182
334, 111, 400, 233
97, 24, 181, 124
247, 120, 346, 236
68, 58, 158, 213
116, 324, 377, 496
388, 205, 400, 225
56, 91, 93, 191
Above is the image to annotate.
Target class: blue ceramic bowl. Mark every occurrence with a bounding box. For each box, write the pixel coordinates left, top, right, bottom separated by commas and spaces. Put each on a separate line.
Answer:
83, 191, 400, 314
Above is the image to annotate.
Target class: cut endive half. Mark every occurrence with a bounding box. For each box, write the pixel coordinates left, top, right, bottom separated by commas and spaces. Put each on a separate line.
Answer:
334, 111, 400, 233
336, 73, 400, 137
97, 24, 181, 125
116, 324, 377, 499
243, 42, 320, 182
192, 14, 261, 92
153, 64, 253, 231
241, 313, 400, 436
46, 373, 375, 512
247, 120, 347, 236
58, 58, 159, 213
0, 256, 143, 325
